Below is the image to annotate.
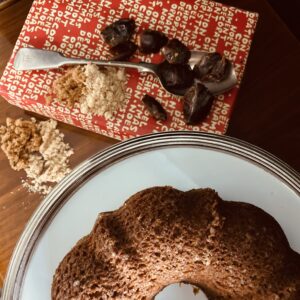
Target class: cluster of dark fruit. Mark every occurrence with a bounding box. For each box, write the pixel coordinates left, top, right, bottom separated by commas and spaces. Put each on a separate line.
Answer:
101, 18, 229, 125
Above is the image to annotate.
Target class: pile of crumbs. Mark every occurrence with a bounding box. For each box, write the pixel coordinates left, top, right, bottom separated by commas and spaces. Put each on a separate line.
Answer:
0, 118, 74, 195
51, 64, 127, 119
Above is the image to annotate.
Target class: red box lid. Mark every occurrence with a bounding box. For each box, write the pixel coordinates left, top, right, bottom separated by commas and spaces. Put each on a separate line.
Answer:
0, 0, 258, 140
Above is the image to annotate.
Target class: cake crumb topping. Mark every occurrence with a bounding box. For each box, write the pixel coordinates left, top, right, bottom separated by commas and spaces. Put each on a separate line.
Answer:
51, 65, 127, 119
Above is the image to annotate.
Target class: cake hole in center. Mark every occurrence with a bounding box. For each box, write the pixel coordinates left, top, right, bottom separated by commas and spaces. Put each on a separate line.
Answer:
155, 283, 208, 299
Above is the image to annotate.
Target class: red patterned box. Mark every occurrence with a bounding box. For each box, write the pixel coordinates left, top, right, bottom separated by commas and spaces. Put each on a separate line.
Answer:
0, 0, 258, 140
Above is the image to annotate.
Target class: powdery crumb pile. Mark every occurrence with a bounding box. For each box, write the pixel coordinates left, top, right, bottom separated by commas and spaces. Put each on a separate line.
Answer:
0, 118, 74, 195
51, 66, 86, 108
52, 65, 127, 119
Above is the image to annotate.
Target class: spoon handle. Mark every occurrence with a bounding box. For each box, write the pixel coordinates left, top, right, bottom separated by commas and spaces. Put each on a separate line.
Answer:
66, 58, 156, 73
13, 48, 156, 74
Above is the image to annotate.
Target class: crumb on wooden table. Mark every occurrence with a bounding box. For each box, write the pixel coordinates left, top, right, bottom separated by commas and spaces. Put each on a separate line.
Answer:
0, 118, 74, 195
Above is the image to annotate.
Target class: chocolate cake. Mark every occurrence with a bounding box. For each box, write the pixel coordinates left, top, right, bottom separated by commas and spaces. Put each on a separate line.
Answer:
52, 187, 300, 299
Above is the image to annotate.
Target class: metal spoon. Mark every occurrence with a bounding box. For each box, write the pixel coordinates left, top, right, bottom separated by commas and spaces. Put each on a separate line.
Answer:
14, 47, 237, 96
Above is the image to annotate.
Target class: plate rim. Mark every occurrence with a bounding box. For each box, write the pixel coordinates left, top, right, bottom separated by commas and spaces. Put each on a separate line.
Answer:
2, 131, 300, 299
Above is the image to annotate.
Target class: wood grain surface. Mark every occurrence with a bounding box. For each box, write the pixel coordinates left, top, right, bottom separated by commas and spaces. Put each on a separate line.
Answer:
0, 0, 299, 289
0, 0, 118, 286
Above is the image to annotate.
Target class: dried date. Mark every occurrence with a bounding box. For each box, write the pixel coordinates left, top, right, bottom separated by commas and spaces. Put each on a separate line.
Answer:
162, 38, 191, 64
110, 41, 138, 61
193, 52, 229, 82
142, 95, 167, 121
183, 82, 214, 125
101, 19, 136, 47
138, 30, 168, 54
157, 61, 195, 95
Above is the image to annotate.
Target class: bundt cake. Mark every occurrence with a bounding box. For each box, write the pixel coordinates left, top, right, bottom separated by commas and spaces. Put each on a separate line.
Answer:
52, 187, 300, 299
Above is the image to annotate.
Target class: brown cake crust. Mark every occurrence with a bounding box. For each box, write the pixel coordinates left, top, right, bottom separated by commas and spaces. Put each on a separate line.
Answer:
52, 187, 300, 299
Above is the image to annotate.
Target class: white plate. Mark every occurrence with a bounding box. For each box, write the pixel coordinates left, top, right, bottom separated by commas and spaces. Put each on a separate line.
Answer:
2, 132, 300, 300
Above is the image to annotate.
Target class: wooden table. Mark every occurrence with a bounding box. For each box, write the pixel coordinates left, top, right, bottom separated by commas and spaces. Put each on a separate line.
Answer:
0, 0, 299, 288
